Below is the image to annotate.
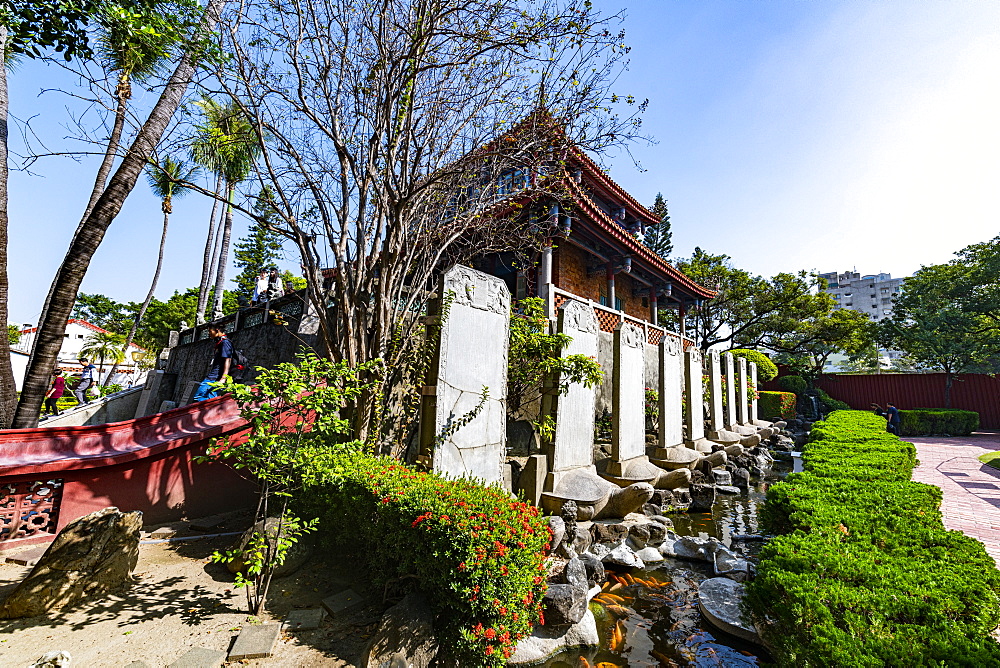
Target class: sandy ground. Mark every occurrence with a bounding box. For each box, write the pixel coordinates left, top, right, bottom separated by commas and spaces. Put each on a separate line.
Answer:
0, 531, 384, 667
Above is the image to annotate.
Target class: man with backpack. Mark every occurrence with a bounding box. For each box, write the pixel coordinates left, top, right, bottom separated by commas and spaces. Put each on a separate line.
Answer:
193, 325, 234, 401
74, 358, 97, 406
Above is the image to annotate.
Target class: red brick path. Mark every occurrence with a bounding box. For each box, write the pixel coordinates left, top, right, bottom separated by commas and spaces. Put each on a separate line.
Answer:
910, 433, 1000, 566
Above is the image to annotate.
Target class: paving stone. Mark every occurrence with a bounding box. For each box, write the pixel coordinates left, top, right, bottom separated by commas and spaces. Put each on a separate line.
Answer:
228, 622, 282, 660
167, 647, 226, 668
5, 545, 48, 566
123, 662, 152, 668
188, 513, 231, 532
322, 588, 367, 617
149, 527, 178, 539
283, 607, 325, 631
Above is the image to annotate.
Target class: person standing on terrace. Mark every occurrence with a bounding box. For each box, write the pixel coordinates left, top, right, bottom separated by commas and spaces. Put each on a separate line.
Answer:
193, 324, 233, 402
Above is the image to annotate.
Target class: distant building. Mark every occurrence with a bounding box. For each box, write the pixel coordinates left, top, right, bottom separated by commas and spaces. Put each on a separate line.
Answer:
10, 319, 150, 392
818, 270, 907, 371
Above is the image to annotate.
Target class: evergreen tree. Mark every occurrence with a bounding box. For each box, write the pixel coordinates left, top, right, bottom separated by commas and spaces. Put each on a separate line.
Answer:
643, 192, 673, 259
232, 189, 284, 302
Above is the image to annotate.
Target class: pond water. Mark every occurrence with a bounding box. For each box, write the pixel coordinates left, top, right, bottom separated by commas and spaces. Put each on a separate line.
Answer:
539, 461, 791, 668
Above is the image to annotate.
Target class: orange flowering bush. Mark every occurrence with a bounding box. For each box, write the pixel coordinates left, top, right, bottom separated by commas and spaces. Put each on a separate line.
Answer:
298, 451, 550, 666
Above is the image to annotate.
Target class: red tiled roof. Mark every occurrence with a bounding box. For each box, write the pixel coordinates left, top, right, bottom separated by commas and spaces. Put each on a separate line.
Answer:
569, 148, 663, 227
18, 319, 150, 352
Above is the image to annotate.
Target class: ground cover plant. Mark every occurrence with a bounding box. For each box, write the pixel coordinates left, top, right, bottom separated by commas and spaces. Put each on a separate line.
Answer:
747, 410, 1000, 666
899, 409, 980, 436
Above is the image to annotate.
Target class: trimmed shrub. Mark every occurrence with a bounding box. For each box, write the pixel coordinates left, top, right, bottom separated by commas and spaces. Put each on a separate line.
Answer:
759, 390, 796, 420
777, 375, 807, 395
900, 409, 980, 436
815, 388, 850, 412
746, 410, 1000, 666
727, 349, 778, 382
298, 451, 550, 666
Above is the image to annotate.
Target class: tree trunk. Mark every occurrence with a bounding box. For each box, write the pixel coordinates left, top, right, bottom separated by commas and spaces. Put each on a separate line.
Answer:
0, 28, 18, 428
944, 372, 954, 409
210, 181, 235, 320
12, 0, 227, 428
82, 81, 129, 224
195, 172, 222, 324
104, 205, 170, 386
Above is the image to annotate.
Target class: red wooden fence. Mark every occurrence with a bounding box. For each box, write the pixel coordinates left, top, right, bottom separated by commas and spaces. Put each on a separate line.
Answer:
768, 373, 1000, 430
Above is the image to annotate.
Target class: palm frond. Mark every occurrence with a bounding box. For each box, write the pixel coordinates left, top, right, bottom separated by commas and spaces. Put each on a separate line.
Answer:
147, 156, 201, 201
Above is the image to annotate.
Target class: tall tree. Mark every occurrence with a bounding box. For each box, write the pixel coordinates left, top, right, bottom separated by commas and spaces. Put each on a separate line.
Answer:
103, 156, 198, 385
80, 329, 125, 383
190, 96, 259, 321
232, 188, 283, 303
642, 192, 672, 258
13, 0, 227, 428
71, 292, 132, 332
880, 263, 1000, 408
218, 0, 644, 446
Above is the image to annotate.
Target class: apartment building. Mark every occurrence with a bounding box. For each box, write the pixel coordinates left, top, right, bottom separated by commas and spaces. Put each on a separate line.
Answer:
818, 270, 907, 370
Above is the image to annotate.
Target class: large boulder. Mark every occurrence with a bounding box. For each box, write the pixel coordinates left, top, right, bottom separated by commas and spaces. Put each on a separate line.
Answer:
227, 516, 314, 578
542, 583, 589, 626
0, 507, 141, 619
508, 609, 599, 665
689, 484, 716, 513
578, 553, 606, 588
363, 593, 438, 668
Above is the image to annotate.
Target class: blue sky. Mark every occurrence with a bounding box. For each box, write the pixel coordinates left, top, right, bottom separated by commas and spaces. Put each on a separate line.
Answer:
6, 0, 999, 324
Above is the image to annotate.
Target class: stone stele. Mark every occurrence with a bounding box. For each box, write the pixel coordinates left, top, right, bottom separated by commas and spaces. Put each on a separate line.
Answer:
706, 350, 725, 437
738, 357, 749, 426
749, 361, 760, 423
657, 335, 684, 449
0, 507, 141, 619
433, 265, 509, 485
684, 347, 709, 451
723, 352, 737, 429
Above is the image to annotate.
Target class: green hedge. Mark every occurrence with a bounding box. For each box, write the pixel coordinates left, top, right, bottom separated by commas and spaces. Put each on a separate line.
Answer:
777, 375, 808, 395
728, 349, 779, 382
760, 390, 796, 420
298, 451, 549, 666
746, 411, 1000, 666
900, 409, 980, 436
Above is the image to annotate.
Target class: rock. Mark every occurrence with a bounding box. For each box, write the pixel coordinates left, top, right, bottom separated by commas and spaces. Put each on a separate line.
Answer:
547, 516, 565, 555
731, 468, 751, 488
542, 583, 589, 626
33, 651, 72, 668
772, 421, 787, 429
723, 444, 745, 458
635, 546, 665, 563
570, 527, 593, 556
672, 535, 722, 562
602, 543, 644, 570
590, 522, 629, 544
641, 503, 663, 517
508, 609, 599, 665
714, 547, 751, 582
689, 484, 716, 513
713, 470, 732, 486
704, 450, 728, 468
698, 578, 761, 645
651, 489, 674, 506
696, 458, 715, 479
507, 419, 539, 455
673, 489, 692, 505
0, 507, 141, 619
363, 593, 438, 668
649, 515, 674, 528
578, 553, 606, 588
227, 516, 314, 578
588, 542, 612, 560
716, 485, 741, 495
562, 557, 588, 588
627, 521, 667, 548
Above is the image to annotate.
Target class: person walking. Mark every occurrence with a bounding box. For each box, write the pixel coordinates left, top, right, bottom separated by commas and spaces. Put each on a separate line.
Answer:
885, 402, 901, 435
43, 370, 66, 418
192, 324, 234, 402
74, 358, 97, 406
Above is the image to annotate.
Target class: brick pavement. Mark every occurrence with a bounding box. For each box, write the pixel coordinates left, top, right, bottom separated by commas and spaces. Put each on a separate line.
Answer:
910, 432, 1000, 566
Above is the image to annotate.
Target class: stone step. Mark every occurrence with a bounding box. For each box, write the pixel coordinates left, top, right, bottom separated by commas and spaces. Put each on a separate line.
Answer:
228, 622, 282, 660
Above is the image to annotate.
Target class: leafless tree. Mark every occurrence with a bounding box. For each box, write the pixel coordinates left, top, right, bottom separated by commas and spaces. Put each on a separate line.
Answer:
207, 0, 645, 447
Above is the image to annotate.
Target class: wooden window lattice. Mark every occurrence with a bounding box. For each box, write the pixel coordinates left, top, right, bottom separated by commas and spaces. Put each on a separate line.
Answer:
0, 479, 63, 542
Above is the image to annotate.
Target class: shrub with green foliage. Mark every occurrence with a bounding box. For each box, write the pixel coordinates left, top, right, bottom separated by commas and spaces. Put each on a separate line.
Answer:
727, 349, 778, 382
747, 410, 1000, 666
900, 409, 980, 436
777, 374, 807, 395
759, 391, 796, 420
299, 452, 550, 666
815, 388, 850, 412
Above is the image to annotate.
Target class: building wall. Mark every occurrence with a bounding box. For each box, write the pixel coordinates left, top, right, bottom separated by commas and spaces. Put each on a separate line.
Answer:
820, 270, 907, 368
554, 244, 653, 322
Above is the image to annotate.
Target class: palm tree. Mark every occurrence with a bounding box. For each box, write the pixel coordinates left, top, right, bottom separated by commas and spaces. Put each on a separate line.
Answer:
81, 330, 127, 386
11, 0, 227, 429
191, 97, 260, 321
103, 156, 199, 386
80, 4, 177, 222
0, 28, 16, 427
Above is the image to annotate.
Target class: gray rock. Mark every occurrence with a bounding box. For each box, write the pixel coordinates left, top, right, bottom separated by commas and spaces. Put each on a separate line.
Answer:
641, 502, 663, 517
712, 470, 732, 486
563, 557, 588, 589
672, 535, 722, 562
546, 516, 565, 556
651, 489, 674, 506
689, 483, 716, 513
570, 526, 593, 555
168, 648, 227, 668
228, 516, 314, 579
363, 593, 438, 668
602, 543, 644, 570
716, 485, 741, 495
542, 583, 589, 626
731, 467, 751, 488
0, 507, 141, 619
698, 577, 761, 644
714, 547, 751, 582
32, 651, 72, 668
508, 609, 599, 665
590, 522, 629, 544
587, 542, 612, 560
649, 515, 674, 528
627, 520, 667, 548
578, 552, 606, 588
636, 546, 665, 563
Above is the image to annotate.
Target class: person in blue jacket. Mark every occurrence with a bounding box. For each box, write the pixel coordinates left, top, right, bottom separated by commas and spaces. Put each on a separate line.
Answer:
193, 324, 233, 401
885, 402, 901, 435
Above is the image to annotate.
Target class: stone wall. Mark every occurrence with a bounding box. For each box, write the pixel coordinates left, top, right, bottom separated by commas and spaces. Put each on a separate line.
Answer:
554, 244, 650, 322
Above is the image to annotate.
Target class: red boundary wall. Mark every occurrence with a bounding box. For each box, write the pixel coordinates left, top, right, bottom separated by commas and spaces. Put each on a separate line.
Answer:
770, 373, 1000, 430
0, 395, 257, 550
